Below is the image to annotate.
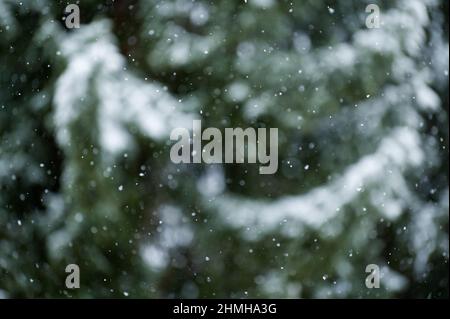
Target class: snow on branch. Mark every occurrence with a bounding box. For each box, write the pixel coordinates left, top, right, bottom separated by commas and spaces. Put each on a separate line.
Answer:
53, 20, 194, 156
206, 127, 424, 238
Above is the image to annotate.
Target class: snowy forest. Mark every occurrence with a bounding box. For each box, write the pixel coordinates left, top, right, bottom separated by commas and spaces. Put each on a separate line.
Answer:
0, 0, 448, 298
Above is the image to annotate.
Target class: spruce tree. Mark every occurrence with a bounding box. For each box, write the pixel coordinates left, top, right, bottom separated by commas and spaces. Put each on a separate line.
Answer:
0, 0, 448, 298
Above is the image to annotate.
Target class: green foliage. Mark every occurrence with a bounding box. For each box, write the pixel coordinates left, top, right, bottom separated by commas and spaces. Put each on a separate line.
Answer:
0, 0, 448, 298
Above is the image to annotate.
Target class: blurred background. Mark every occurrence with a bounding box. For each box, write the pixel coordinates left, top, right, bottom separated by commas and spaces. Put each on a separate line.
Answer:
0, 0, 448, 298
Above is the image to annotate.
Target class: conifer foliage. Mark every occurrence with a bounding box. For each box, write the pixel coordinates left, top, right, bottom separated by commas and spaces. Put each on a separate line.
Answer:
0, 0, 448, 298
